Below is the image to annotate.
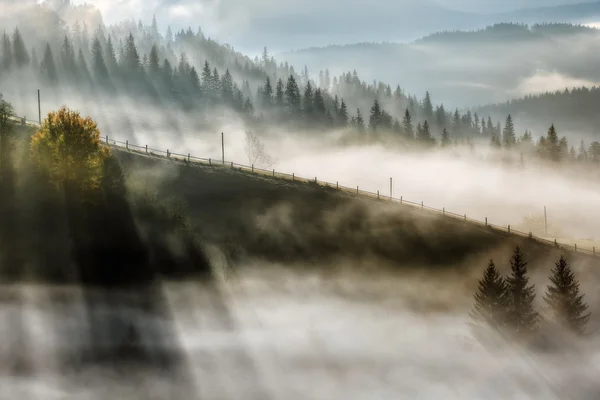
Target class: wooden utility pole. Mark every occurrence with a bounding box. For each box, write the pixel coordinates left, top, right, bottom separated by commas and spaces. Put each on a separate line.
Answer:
390, 177, 393, 200
221, 132, 224, 164
544, 206, 548, 236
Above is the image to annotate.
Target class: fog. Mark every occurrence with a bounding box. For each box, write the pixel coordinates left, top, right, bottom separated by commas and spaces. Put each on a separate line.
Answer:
2, 263, 600, 399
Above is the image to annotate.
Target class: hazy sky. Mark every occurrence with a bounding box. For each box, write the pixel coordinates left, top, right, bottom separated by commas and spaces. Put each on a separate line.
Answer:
67, 0, 592, 53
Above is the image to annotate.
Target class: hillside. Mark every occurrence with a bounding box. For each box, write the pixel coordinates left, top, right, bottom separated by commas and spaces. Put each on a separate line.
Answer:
279, 23, 600, 111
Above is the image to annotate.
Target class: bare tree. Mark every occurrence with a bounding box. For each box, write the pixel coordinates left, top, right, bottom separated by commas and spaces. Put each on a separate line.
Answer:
244, 130, 276, 168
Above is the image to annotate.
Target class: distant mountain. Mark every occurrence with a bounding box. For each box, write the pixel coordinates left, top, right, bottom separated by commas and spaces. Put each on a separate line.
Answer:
278, 22, 600, 109
499, 1, 600, 24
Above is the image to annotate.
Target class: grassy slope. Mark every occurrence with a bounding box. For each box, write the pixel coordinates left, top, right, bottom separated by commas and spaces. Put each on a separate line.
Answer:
114, 149, 600, 282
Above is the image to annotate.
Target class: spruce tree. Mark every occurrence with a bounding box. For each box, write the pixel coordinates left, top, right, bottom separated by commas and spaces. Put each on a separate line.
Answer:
262, 76, 273, 107
313, 89, 326, 118
1, 32, 12, 70
284, 75, 301, 116
369, 99, 382, 132
423, 91, 433, 119
543, 256, 590, 336
221, 69, 234, 104
505, 247, 539, 337
201, 61, 212, 98
105, 35, 119, 75
40, 43, 58, 85
441, 128, 450, 147
275, 78, 284, 107
61, 36, 77, 76
91, 37, 109, 82
355, 108, 365, 132
469, 260, 509, 333
452, 109, 461, 135
12, 28, 29, 67
148, 44, 160, 79
123, 33, 140, 74
303, 81, 314, 116
418, 120, 434, 144
338, 99, 348, 126
502, 114, 516, 148
402, 109, 414, 140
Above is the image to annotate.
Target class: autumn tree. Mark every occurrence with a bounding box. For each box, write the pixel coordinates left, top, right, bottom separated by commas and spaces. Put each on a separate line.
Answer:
29, 107, 110, 196
543, 256, 590, 336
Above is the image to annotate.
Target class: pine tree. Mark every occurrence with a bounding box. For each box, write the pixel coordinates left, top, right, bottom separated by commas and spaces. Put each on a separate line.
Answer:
262, 76, 273, 107
402, 109, 414, 140
148, 44, 160, 79
40, 43, 58, 85
61, 36, 77, 76
338, 99, 348, 126
91, 37, 109, 82
1, 32, 12, 71
505, 247, 539, 337
77, 48, 92, 84
369, 99, 382, 132
221, 69, 234, 104
201, 61, 212, 98
423, 91, 433, 119
418, 120, 434, 145
441, 128, 450, 147
123, 33, 140, 74
313, 88, 326, 118
355, 108, 365, 132
502, 114, 516, 148
12, 28, 29, 67
284, 75, 301, 115
543, 256, 590, 336
303, 81, 314, 116
105, 35, 118, 74
275, 78, 284, 107
469, 260, 509, 333
452, 109, 461, 135
211, 68, 221, 98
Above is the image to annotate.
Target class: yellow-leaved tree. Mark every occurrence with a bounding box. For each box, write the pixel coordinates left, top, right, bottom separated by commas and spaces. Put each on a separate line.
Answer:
29, 106, 110, 195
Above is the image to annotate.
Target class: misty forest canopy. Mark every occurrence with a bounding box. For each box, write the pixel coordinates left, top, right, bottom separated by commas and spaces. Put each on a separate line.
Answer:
0, 1, 517, 142
281, 22, 600, 125
0, 1, 598, 162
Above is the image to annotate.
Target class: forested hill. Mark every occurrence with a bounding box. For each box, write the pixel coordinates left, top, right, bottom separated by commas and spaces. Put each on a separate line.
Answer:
475, 86, 600, 137
0, 0, 513, 147
279, 23, 600, 108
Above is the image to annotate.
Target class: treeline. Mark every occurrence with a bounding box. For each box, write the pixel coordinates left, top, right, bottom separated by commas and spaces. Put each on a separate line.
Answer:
417, 22, 598, 44
470, 247, 590, 347
477, 86, 600, 137
0, 1, 508, 138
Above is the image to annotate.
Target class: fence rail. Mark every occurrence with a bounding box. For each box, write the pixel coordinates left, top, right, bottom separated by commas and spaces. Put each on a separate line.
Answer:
12, 115, 599, 258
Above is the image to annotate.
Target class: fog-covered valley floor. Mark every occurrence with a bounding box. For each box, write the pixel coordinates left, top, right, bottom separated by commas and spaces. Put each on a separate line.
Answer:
2, 265, 600, 400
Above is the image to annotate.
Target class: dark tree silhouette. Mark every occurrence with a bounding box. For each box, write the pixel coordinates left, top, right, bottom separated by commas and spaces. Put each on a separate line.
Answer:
505, 247, 539, 337
469, 260, 509, 335
543, 256, 590, 336
40, 43, 58, 85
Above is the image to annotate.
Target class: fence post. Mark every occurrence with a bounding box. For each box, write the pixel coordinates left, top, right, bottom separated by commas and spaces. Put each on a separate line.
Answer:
231, 162, 234, 168
529, 232, 533, 238
594, 247, 596, 255
421, 201, 424, 210
106, 135, 108, 144
209, 158, 211, 165
400, 196, 403, 203
508, 225, 511, 234
126, 140, 128, 150
574, 244, 577, 252
188, 153, 190, 163
555, 239, 558, 247
273, 169, 275, 176
292, 173, 294, 181
464, 214, 466, 221
315, 177, 317, 183
252, 164, 254, 173
357, 186, 359, 194
443, 207, 445, 215
145, 144, 148, 154
485, 217, 487, 226
377, 190, 380, 199
336, 182, 338, 190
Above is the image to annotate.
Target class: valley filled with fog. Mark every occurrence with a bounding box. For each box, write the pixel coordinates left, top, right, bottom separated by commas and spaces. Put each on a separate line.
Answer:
1, 1, 600, 399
